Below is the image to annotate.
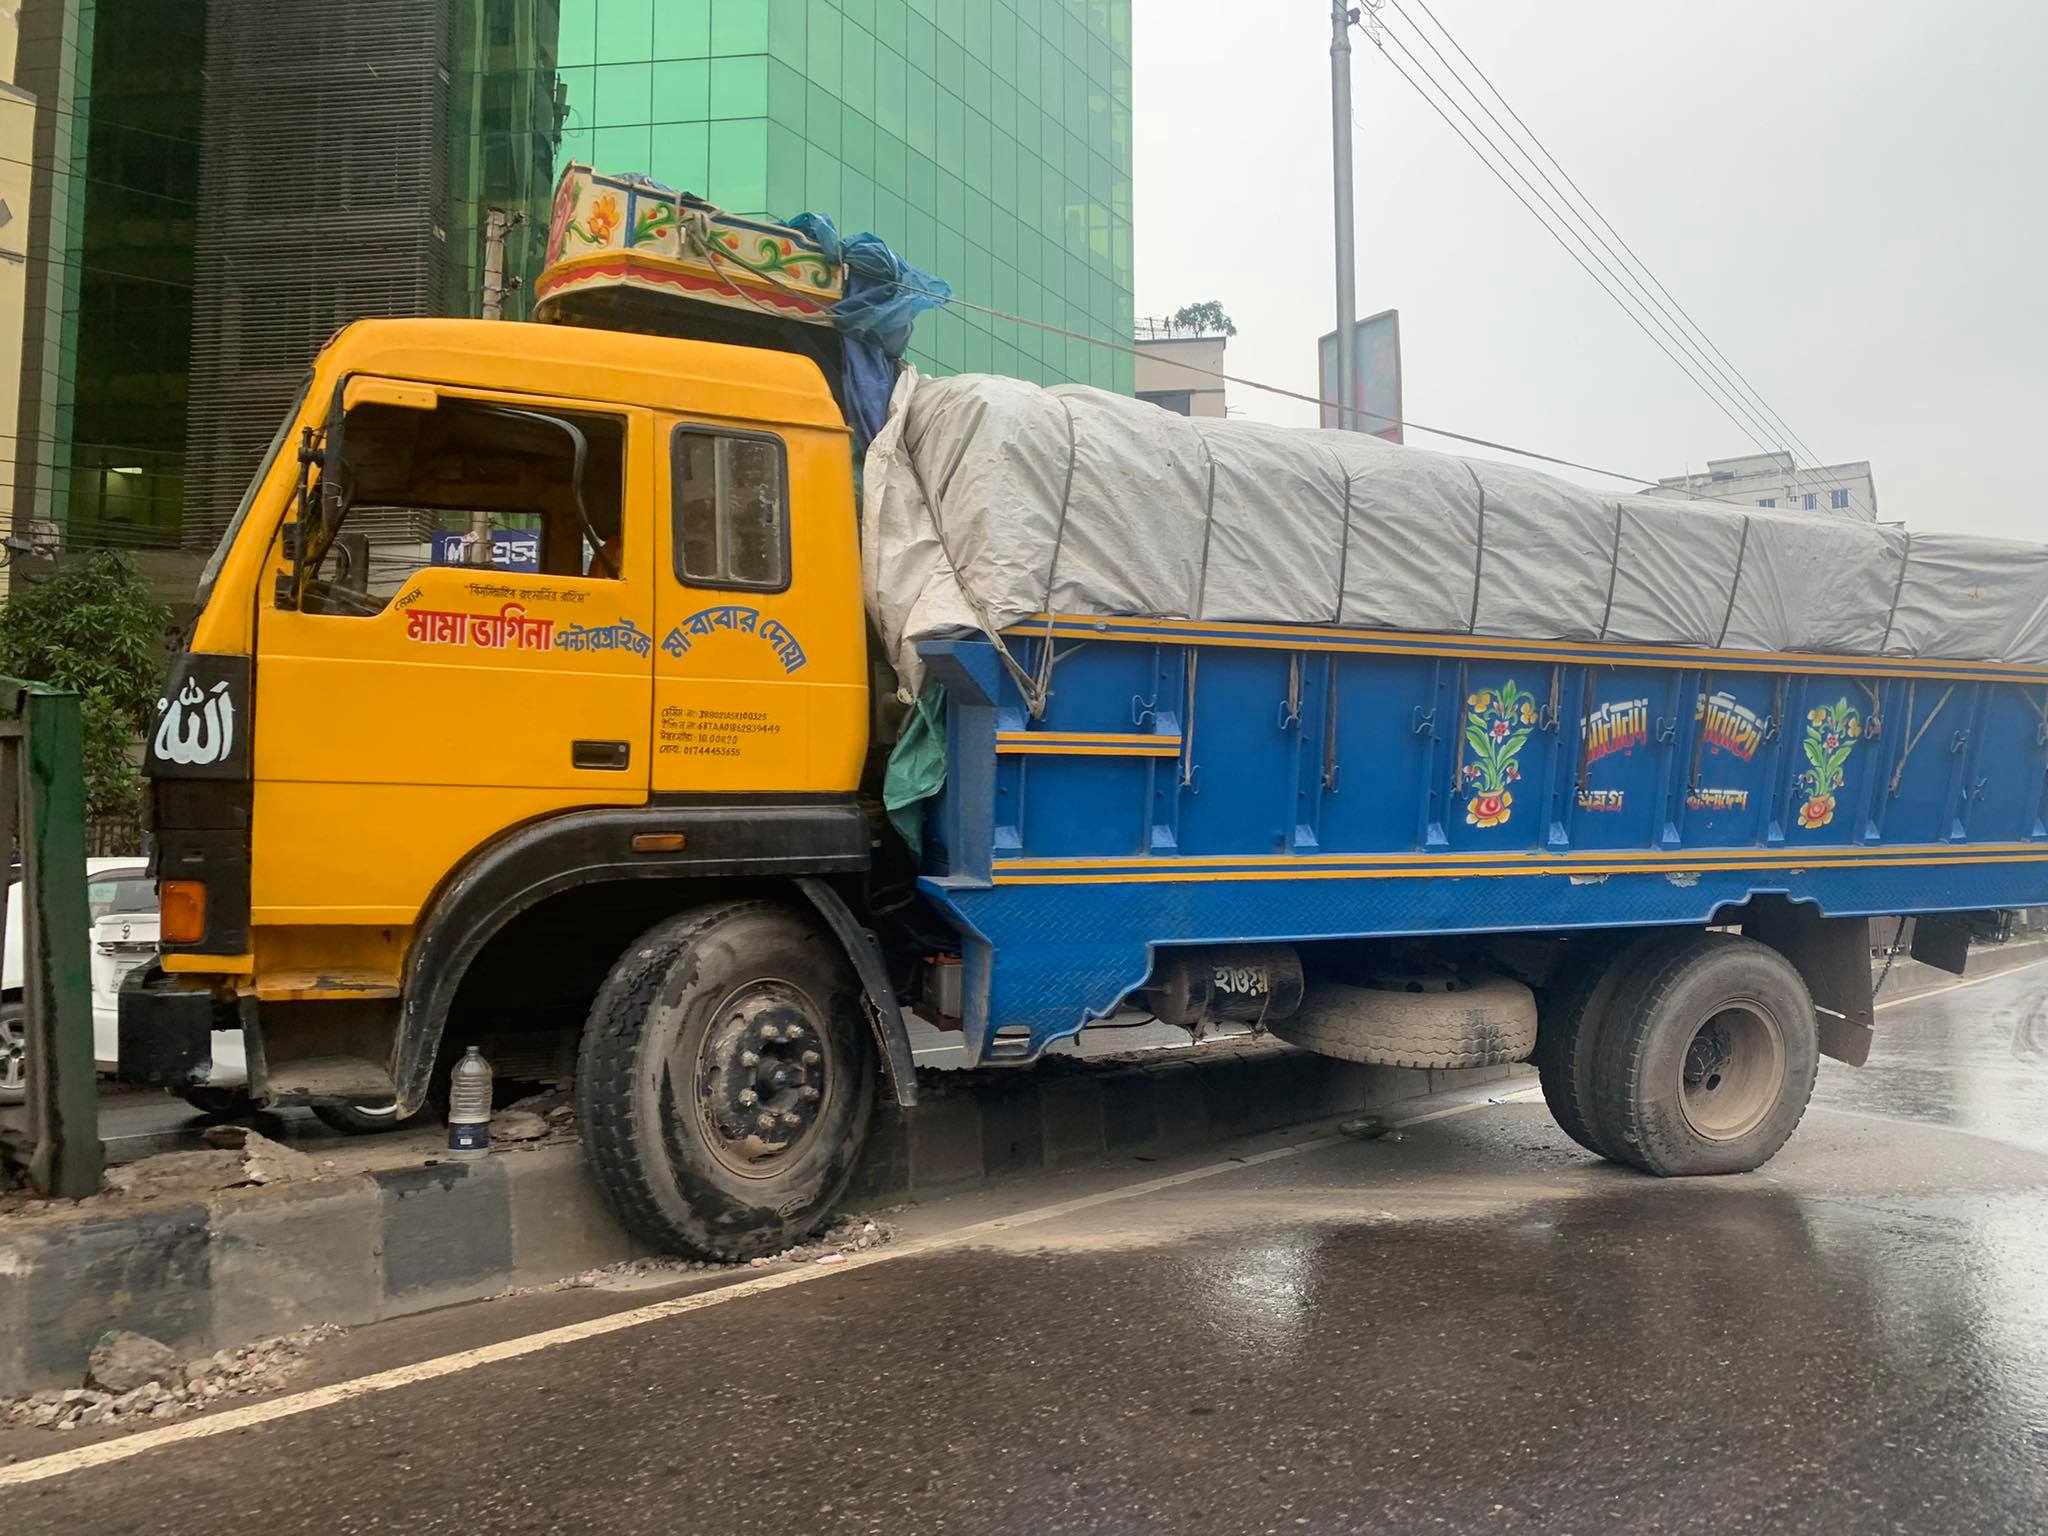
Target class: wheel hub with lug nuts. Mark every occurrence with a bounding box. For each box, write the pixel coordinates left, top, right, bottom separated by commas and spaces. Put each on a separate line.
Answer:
1679, 1004, 1784, 1142
697, 986, 830, 1173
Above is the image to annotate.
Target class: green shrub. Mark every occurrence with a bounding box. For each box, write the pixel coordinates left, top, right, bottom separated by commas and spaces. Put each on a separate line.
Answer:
0, 554, 171, 823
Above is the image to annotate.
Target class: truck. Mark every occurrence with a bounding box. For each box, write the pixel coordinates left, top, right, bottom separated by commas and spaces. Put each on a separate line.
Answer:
121, 165, 2048, 1258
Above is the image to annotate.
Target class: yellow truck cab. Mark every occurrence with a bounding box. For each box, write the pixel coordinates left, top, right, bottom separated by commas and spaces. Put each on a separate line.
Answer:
126, 174, 922, 1258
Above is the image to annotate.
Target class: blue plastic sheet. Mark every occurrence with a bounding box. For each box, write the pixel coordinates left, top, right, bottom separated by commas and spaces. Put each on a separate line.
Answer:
787, 212, 950, 449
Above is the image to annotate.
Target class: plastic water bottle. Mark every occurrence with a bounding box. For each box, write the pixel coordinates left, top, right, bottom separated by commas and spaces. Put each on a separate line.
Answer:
447, 1046, 493, 1159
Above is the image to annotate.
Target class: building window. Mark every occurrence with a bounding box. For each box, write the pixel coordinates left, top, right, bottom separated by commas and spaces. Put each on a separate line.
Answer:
1803, 493, 1817, 510
1137, 389, 1194, 416
672, 427, 789, 592
1830, 489, 1850, 510
1758, 498, 1776, 508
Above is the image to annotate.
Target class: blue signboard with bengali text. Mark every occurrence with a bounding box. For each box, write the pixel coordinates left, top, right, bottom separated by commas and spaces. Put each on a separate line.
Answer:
430, 531, 540, 572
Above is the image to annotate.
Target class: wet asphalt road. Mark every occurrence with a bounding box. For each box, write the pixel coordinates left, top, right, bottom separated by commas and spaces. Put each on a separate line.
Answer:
20, 959, 2048, 1535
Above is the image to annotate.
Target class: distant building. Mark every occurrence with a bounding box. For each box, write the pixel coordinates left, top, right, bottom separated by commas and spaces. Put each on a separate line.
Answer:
10, 0, 1136, 608
1657, 451, 1878, 520
1134, 318, 1226, 418
0, 11, 33, 560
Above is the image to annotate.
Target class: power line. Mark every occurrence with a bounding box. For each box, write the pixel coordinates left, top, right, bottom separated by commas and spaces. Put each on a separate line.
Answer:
0, 149, 199, 209
1399, 0, 1864, 513
1375, 5, 1820, 494
1372, 2, 1869, 517
0, 93, 203, 148
1360, 15, 1831, 506
1349, 39, 1794, 494
866, 276, 1759, 504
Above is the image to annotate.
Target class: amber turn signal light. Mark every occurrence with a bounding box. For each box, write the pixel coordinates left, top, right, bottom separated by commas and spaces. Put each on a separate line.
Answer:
160, 880, 207, 944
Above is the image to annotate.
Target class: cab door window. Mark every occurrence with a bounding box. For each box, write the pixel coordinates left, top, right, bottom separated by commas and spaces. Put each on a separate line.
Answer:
288, 396, 627, 616
671, 427, 789, 592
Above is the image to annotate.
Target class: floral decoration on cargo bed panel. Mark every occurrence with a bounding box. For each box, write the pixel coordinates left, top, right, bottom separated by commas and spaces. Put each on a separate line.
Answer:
1795, 698, 1861, 829
1463, 681, 1538, 829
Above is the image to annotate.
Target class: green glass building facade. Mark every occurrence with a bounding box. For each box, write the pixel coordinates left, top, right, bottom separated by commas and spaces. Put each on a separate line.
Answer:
551, 0, 1133, 390
12, 0, 1130, 585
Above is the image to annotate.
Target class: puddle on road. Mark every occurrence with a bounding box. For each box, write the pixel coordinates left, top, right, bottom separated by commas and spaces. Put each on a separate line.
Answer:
1817, 964, 2048, 1153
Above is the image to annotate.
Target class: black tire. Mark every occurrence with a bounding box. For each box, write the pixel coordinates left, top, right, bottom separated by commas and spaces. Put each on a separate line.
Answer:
0, 999, 24, 1105
182, 1087, 249, 1117
1534, 935, 1664, 1160
577, 901, 876, 1260
1273, 971, 1537, 1069
312, 1101, 425, 1135
1590, 932, 1818, 1177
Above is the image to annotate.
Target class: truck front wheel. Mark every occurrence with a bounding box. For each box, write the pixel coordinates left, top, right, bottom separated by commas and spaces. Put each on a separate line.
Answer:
577, 901, 876, 1260
1590, 932, 1818, 1177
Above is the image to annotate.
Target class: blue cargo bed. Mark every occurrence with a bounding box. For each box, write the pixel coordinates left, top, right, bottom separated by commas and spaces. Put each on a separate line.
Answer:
914, 616, 2048, 1063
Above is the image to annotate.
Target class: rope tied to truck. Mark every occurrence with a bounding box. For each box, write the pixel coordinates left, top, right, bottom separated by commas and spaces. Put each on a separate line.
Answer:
1715, 518, 1753, 650
1597, 502, 1624, 642
1459, 460, 1487, 634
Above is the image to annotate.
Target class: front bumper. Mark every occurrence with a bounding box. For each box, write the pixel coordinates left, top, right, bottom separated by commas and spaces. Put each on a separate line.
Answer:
117, 964, 246, 1089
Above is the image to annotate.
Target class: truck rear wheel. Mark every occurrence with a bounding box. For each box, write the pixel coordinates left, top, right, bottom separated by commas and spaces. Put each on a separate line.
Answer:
1590, 932, 1818, 1177
1534, 936, 1659, 1160
577, 901, 875, 1260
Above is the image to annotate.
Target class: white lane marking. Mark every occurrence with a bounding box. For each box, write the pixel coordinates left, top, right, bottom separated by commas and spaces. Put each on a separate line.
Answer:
1874, 953, 2048, 1011
0, 1092, 1511, 1488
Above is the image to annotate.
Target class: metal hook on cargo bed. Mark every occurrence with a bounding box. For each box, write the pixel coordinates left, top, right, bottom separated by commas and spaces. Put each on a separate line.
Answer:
1276, 654, 1302, 731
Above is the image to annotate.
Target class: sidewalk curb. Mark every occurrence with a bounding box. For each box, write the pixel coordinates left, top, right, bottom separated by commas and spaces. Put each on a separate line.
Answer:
0, 1040, 1528, 1395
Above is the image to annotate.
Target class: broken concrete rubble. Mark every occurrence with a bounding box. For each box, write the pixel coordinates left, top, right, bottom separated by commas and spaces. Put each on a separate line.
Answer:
489, 1110, 550, 1143
524, 1213, 896, 1295
86, 1331, 183, 1394
99, 1128, 319, 1201
2, 1324, 345, 1434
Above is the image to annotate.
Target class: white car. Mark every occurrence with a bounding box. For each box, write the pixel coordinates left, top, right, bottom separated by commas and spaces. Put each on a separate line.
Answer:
1, 858, 155, 1101
91, 905, 161, 1072
7, 862, 411, 1134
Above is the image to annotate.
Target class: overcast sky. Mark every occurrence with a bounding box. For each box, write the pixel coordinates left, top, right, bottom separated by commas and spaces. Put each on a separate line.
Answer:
1131, 0, 2045, 540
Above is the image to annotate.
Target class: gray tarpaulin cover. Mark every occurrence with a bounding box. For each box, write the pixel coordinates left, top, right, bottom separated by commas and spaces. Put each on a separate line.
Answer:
862, 370, 2048, 697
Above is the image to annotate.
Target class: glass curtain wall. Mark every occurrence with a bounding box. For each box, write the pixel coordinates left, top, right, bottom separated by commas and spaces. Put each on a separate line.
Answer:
67, 0, 205, 548
553, 0, 1132, 389
448, 0, 565, 321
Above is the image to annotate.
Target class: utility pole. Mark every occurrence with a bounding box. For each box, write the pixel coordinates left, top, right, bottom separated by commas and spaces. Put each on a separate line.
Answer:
1330, 3, 1360, 432
481, 206, 516, 322
475, 207, 525, 567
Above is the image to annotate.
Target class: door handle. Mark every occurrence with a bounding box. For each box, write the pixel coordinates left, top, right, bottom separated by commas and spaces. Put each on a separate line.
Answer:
572, 740, 631, 771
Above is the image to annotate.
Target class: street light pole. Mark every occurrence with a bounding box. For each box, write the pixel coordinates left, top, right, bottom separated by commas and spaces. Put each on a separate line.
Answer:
1330, 2, 1359, 432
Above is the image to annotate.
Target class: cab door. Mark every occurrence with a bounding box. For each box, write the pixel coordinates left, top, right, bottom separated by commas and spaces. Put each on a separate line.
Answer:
651, 417, 866, 795
252, 384, 657, 928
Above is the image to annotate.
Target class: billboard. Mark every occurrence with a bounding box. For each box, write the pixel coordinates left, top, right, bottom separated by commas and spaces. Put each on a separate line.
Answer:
430, 530, 541, 572
1317, 308, 1403, 442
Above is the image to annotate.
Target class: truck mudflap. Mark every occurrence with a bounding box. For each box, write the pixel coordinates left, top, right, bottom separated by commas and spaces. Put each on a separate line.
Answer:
1739, 899, 1877, 1067
795, 877, 918, 1108
117, 963, 235, 1089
